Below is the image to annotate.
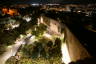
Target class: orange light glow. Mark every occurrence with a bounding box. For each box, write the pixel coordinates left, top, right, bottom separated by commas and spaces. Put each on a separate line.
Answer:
2, 8, 19, 16
2, 8, 8, 14
7, 9, 19, 16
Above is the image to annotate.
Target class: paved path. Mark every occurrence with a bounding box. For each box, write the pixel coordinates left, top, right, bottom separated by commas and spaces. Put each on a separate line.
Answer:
0, 40, 23, 64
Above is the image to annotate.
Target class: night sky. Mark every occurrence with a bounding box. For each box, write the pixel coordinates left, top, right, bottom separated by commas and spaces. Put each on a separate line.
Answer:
0, 0, 96, 5
25, 0, 96, 4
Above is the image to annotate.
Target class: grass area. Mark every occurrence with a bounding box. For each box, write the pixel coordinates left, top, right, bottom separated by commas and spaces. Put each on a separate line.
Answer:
6, 56, 62, 64
6, 37, 62, 64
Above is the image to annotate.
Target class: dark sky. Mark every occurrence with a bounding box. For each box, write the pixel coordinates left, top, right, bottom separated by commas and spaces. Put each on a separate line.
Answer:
0, 0, 96, 5
19, 0, 96, 4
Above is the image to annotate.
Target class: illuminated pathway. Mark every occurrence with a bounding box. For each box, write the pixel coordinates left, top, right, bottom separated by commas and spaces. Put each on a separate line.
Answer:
0, 42, 22, 64
0, 34, 35, 64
